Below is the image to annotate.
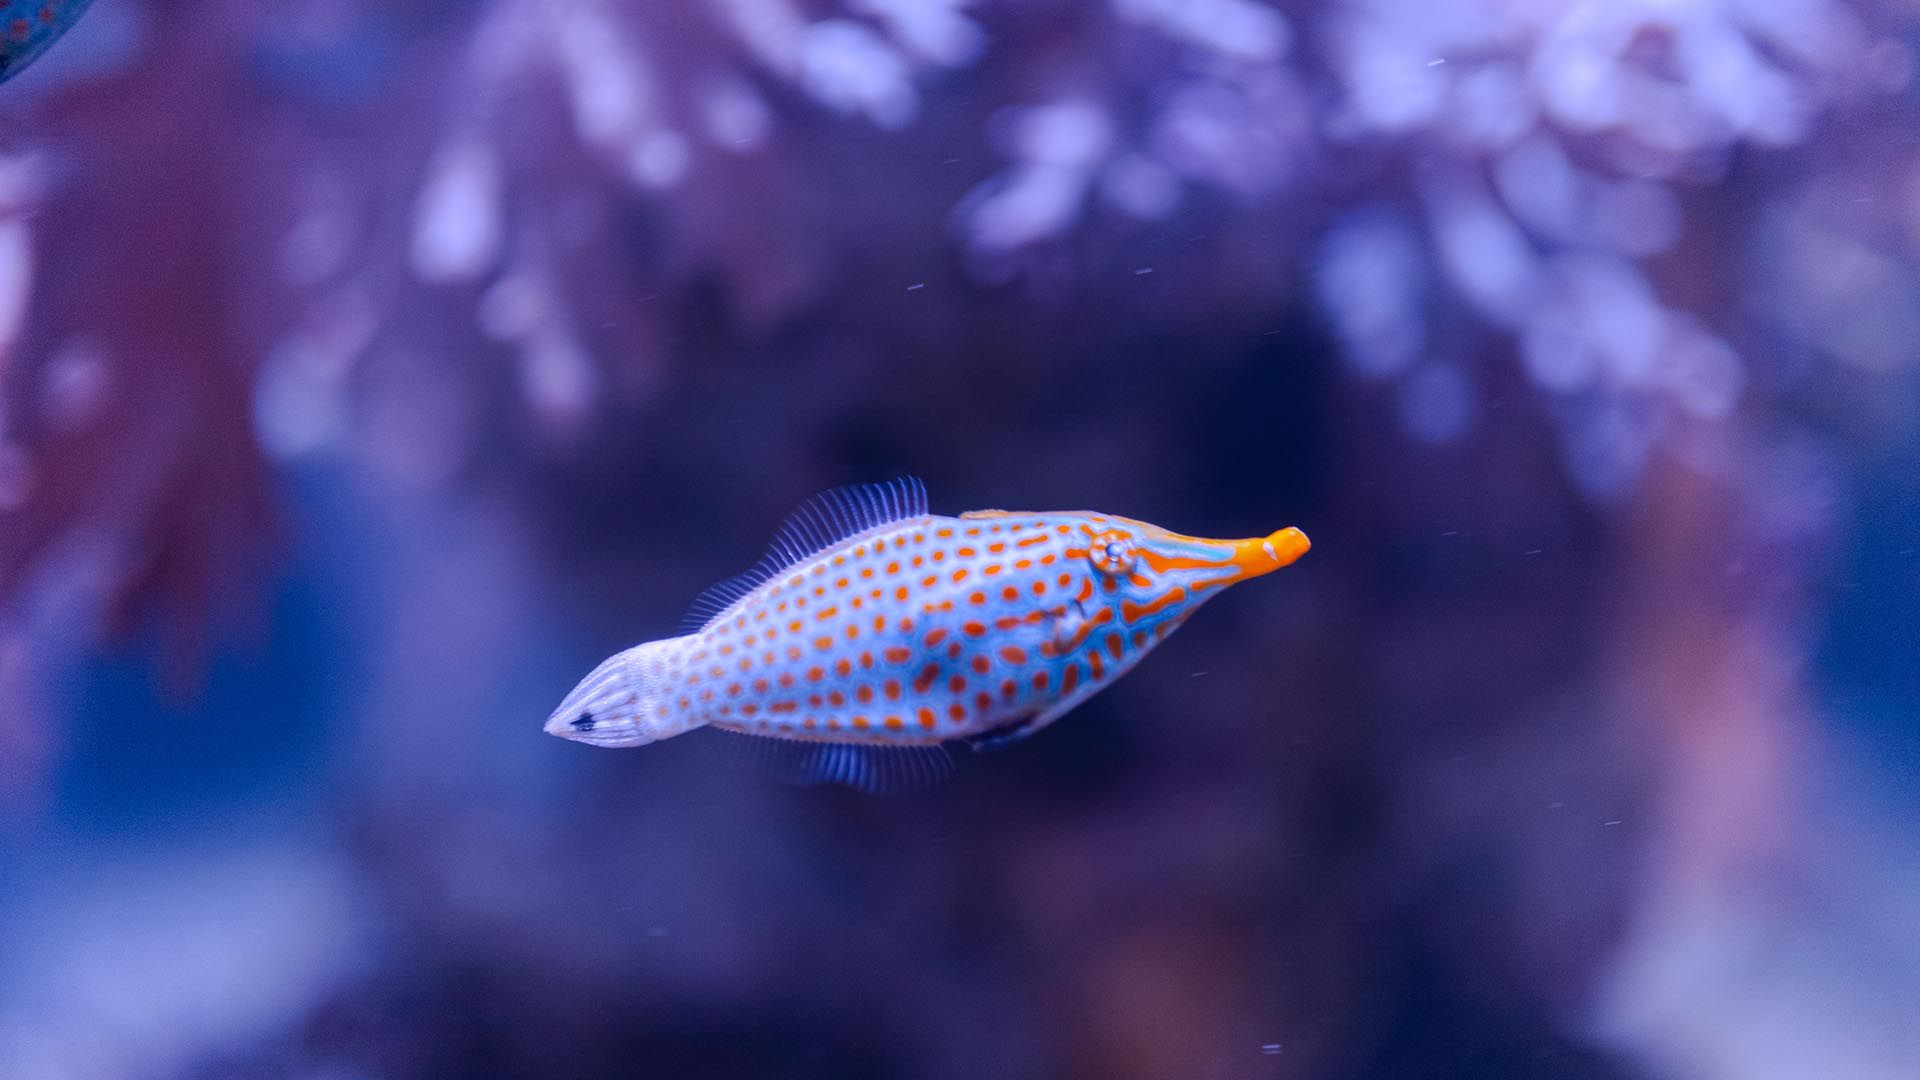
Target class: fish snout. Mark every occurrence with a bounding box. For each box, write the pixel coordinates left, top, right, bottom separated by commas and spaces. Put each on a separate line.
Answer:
1228, 527, 1310, 578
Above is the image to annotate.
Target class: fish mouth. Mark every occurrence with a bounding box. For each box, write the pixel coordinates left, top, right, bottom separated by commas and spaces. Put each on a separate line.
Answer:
1137, 526, 1310, 585
1203, 526, 1309, 587
1233, 527, 1310, 574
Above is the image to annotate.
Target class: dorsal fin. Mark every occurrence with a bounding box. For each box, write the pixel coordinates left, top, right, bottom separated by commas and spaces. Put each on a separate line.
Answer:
680, 477, 930, 634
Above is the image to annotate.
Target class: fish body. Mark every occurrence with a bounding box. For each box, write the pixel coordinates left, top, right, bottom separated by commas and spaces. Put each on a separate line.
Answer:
0, 0, 94, 85
546, 479, 1308, 779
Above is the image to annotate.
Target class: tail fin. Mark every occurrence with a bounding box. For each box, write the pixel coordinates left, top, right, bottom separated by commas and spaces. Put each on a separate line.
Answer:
545, 637, 705, 748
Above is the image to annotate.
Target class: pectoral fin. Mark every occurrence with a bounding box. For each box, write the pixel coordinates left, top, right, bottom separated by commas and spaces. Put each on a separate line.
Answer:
963, 712, 1045, 753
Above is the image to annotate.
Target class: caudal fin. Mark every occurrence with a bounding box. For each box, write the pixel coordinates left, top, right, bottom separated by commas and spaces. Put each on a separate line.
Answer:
545, 638, 705, 748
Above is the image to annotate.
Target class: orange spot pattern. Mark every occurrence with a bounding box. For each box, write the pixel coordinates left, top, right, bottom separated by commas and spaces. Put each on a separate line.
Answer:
646, 508, 1256, 747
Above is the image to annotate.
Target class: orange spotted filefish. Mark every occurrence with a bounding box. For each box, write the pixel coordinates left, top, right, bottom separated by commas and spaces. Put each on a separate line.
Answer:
545, 478, 1310, 791
0, 0, 92, 85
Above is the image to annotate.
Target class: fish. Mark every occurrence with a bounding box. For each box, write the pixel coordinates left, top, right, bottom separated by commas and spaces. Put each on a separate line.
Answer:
545, 478, 1309, 790
0, 0, 93, 86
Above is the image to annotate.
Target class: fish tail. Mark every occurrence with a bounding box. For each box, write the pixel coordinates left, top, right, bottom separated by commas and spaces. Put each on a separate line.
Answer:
547, 636, 705, 747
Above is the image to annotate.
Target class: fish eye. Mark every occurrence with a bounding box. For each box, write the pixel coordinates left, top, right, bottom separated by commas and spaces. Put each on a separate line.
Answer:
1087, 530, 1136, 576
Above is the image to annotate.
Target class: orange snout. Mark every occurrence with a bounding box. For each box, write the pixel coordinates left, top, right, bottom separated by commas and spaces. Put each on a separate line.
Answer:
1135, 525, 1311, 585
1228, 527, 1311, 578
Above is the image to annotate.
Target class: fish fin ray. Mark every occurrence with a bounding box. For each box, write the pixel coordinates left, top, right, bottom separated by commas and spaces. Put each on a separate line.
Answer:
798, 742, 953, 794
680, 476, 930, 633
678, 572, 761, 633
695, 728, 952, 794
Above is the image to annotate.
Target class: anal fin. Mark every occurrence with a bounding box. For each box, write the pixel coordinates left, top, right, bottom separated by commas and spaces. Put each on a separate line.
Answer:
696, 729, 953, 794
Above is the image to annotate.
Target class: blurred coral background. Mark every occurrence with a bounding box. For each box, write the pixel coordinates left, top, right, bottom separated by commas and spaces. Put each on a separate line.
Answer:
2, 1, 1918, 1078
